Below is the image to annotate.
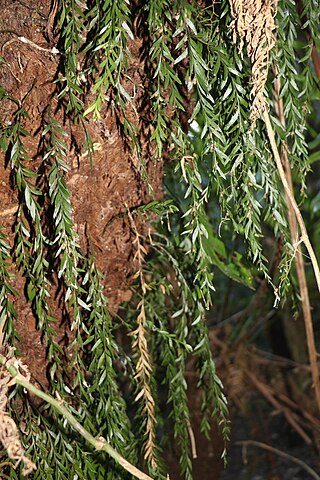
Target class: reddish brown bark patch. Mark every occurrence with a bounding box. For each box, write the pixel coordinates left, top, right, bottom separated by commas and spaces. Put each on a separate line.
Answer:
0, 0, 162, 382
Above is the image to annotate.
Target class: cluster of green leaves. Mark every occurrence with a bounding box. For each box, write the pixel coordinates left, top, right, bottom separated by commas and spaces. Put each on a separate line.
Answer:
58, 0, 87, 116
82, 0, 132, 118
79, 259, 136, 463
54, 4, 247, 475
1, 0, 320, 479
0, 227, 18, 345
43, 118, 85, 341
145, 234, 230, 477
144, 0, 187, 158
0, 95, 136, 478
7, 399, 131, 480
57, 0, 137, 155
0, 92, 59, 356
162, 0, 319, 308
272, 0, 314, 190
128, 1, 320, 473
267, 0, 320, 297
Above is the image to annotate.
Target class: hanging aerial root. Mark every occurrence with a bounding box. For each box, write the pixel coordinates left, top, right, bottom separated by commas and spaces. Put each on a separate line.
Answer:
229, 0, 278, 125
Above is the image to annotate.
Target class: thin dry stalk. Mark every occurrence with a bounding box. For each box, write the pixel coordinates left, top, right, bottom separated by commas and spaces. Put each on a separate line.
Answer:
272, 76, 320, 414
127, 209, 157, 469
187, 420, 197, 459
263, 111, 320, 292
264, 109, 320, 412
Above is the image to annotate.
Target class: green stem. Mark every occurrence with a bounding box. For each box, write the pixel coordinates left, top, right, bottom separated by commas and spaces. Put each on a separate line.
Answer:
0, 354, 154, 480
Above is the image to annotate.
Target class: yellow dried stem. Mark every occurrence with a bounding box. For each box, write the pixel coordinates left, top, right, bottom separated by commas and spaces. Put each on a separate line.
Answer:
127, 209, 158, 469
229, 0, 278, 124
272, 74, 320, 414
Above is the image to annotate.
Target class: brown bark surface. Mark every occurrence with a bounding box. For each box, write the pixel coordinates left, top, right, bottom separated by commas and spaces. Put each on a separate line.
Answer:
0, 0, 162, 383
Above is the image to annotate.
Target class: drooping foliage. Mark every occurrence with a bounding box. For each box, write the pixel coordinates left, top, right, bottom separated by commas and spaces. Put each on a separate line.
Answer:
0, 1, 319, 479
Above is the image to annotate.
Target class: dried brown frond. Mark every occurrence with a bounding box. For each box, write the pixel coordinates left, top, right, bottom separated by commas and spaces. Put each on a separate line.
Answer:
229, 0, 278, 125
215, 333, 320, 450
213, 338, 251, 412
127, 210, 157, 469
0, 353, 36, 476
225, 345, 247, 410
